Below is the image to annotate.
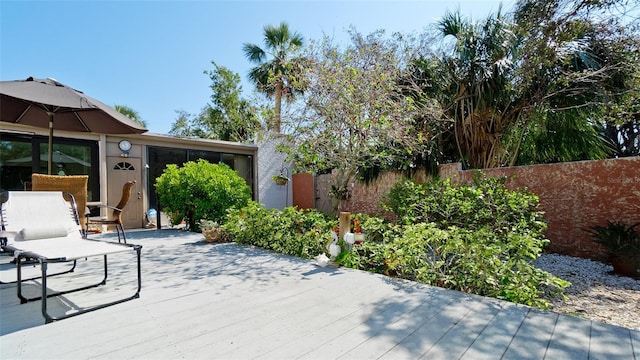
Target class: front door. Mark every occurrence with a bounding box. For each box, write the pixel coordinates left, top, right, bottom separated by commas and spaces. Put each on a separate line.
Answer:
107, 157, 143, 229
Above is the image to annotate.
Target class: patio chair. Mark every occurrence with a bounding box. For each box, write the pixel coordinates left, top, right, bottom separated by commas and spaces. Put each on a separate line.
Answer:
0, 191, 142, 323
86, 180, 136, 244
31, 173, 89, 231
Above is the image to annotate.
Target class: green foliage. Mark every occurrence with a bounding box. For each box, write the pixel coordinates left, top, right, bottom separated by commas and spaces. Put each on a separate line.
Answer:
199, 219, 220, 231
384, 172, 547, 238
351, 213, 388, 243
221, 176, 567, 309
282, 29, 431, 208
340, 223, 567, 308
222, 202, 334, 259
201, 62, 260, 142
169, 63, 259, 142
114, 104, 147, 128
243, 22, 308, 133
515, 110, 614, 165
338, 173, 568, 309
154, 159, 251, 231
587, 221, 640, 260
409, 0, 640, 168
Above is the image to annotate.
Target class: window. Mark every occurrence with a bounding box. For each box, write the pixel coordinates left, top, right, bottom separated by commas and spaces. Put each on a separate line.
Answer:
114, 162, 136, 171
146, 146, 254, 210
0, 133, 100, 200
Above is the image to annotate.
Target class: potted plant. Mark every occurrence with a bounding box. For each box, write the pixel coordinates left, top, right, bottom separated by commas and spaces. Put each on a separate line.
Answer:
588, 221, 640, 278
352, 218, 364, 244
199, 219, 228, 243
272, 174, 289, 186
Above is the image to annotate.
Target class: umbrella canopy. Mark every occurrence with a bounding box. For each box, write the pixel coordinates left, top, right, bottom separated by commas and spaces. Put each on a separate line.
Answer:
0, 77, 147, 174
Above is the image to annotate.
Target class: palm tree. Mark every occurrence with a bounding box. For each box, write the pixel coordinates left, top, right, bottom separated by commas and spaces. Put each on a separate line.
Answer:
243, 22, 306, 133
435, 8, 525, 168
114, 104, 147, 128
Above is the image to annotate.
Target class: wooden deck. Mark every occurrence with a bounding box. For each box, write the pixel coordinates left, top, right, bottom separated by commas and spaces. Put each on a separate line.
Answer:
1, 229, 638, 359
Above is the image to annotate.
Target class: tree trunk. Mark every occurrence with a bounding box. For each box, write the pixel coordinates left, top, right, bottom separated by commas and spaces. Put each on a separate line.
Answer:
274, 81, 283, 133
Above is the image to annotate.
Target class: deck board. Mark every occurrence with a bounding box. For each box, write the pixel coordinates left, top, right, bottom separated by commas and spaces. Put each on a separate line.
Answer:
544, 313, 591, 359
589, 320, 636, 360
1, 229, 638, 360
338, 291, 459, 359
459, 302, 529, 359
419, 299, 502, 359
377, 296, 483, 359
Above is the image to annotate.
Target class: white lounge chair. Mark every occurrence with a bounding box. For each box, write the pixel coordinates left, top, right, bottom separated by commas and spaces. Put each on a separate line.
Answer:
0, 191, 142, 323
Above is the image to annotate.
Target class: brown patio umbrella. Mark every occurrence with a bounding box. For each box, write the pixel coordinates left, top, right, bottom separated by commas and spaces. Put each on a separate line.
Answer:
0, 77, 147, 174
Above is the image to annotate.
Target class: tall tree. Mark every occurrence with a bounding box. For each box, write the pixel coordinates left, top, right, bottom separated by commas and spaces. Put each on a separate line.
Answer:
412, 0, 639, 168
169, 110, 205, 138
200, 62, 260, 142
169, 63, 259, 142
431, 8, 530, 168
243, 22, 308, 133
114, 104, 147, 128
283, 30, 433, 209
512, 0, 640, 163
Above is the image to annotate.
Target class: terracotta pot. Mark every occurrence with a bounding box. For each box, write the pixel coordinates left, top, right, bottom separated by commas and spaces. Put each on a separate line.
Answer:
611, 257, 640, 279
202, 229, 226, 243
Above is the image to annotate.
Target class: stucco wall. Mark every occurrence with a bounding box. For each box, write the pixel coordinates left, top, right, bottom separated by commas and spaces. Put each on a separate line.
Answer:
337, 170, 430, 218
256, 134, 292, 210
438, 157, 640, 260
327, 157, 639, 260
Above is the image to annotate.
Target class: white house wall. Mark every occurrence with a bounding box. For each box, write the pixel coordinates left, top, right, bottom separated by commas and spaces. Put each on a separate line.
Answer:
257, 134, 292, 210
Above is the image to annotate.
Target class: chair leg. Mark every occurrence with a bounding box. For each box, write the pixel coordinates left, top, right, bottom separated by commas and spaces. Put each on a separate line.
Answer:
117, 224, 127, 244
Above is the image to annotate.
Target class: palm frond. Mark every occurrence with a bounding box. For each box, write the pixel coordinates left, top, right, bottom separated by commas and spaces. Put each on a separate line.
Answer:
242, 43, 266, 63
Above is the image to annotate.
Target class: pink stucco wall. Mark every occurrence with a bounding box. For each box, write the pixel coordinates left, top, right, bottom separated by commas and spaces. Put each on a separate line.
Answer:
337, 157, 639, 260
439, 158, 640, 260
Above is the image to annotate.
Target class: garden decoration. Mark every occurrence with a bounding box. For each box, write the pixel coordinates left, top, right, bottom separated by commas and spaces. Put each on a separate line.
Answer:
272, 166, 290, 186
199, 220, 227, 243
352, 218, 364, 244
272, 174, 289, 186
328, 231, 340, 258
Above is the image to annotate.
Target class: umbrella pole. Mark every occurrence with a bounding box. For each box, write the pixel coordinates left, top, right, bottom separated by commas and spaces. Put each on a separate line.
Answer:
48, 112, 54, 175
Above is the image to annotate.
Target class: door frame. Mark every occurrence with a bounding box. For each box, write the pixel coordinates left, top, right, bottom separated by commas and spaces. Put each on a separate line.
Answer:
106, 156, 143, 229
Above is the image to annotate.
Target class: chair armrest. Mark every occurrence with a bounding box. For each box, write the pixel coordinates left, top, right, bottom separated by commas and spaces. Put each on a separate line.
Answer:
87, 204, 123, 213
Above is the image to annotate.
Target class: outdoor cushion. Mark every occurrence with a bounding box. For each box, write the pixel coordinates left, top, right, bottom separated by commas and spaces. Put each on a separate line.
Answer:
19, 225, 69, 241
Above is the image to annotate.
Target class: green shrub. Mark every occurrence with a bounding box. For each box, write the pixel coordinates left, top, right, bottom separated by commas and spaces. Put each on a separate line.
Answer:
587, 220, 640, 259
351, 213, 387, 243
339, 223, 568, 309
222, 202, 334, 259
221, 172, 569, 309
339, 173, 568, 309
384, 172, 547, 238
154, 159, 251, 231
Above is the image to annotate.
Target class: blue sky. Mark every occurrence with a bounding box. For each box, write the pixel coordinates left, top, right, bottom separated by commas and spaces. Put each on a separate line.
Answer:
1, 0, 514, 134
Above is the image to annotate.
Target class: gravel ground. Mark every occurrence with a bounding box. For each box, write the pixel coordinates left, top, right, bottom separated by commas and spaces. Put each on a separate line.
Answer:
534, 254, 640, 331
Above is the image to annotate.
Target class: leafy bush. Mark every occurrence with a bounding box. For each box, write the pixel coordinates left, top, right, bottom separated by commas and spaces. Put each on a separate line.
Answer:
222, 202, 335, 259
220, 173, 568, 309
338, 173, 568, 309
384, 172, 547, 238
587, 221, 640, 260
155, 159, 251, 231
339, 223, 568, 309
351, 213, 387, 242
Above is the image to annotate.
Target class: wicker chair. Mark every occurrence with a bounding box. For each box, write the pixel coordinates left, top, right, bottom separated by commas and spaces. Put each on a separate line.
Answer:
31, 174, 89, 230
86, 180, 136, 243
